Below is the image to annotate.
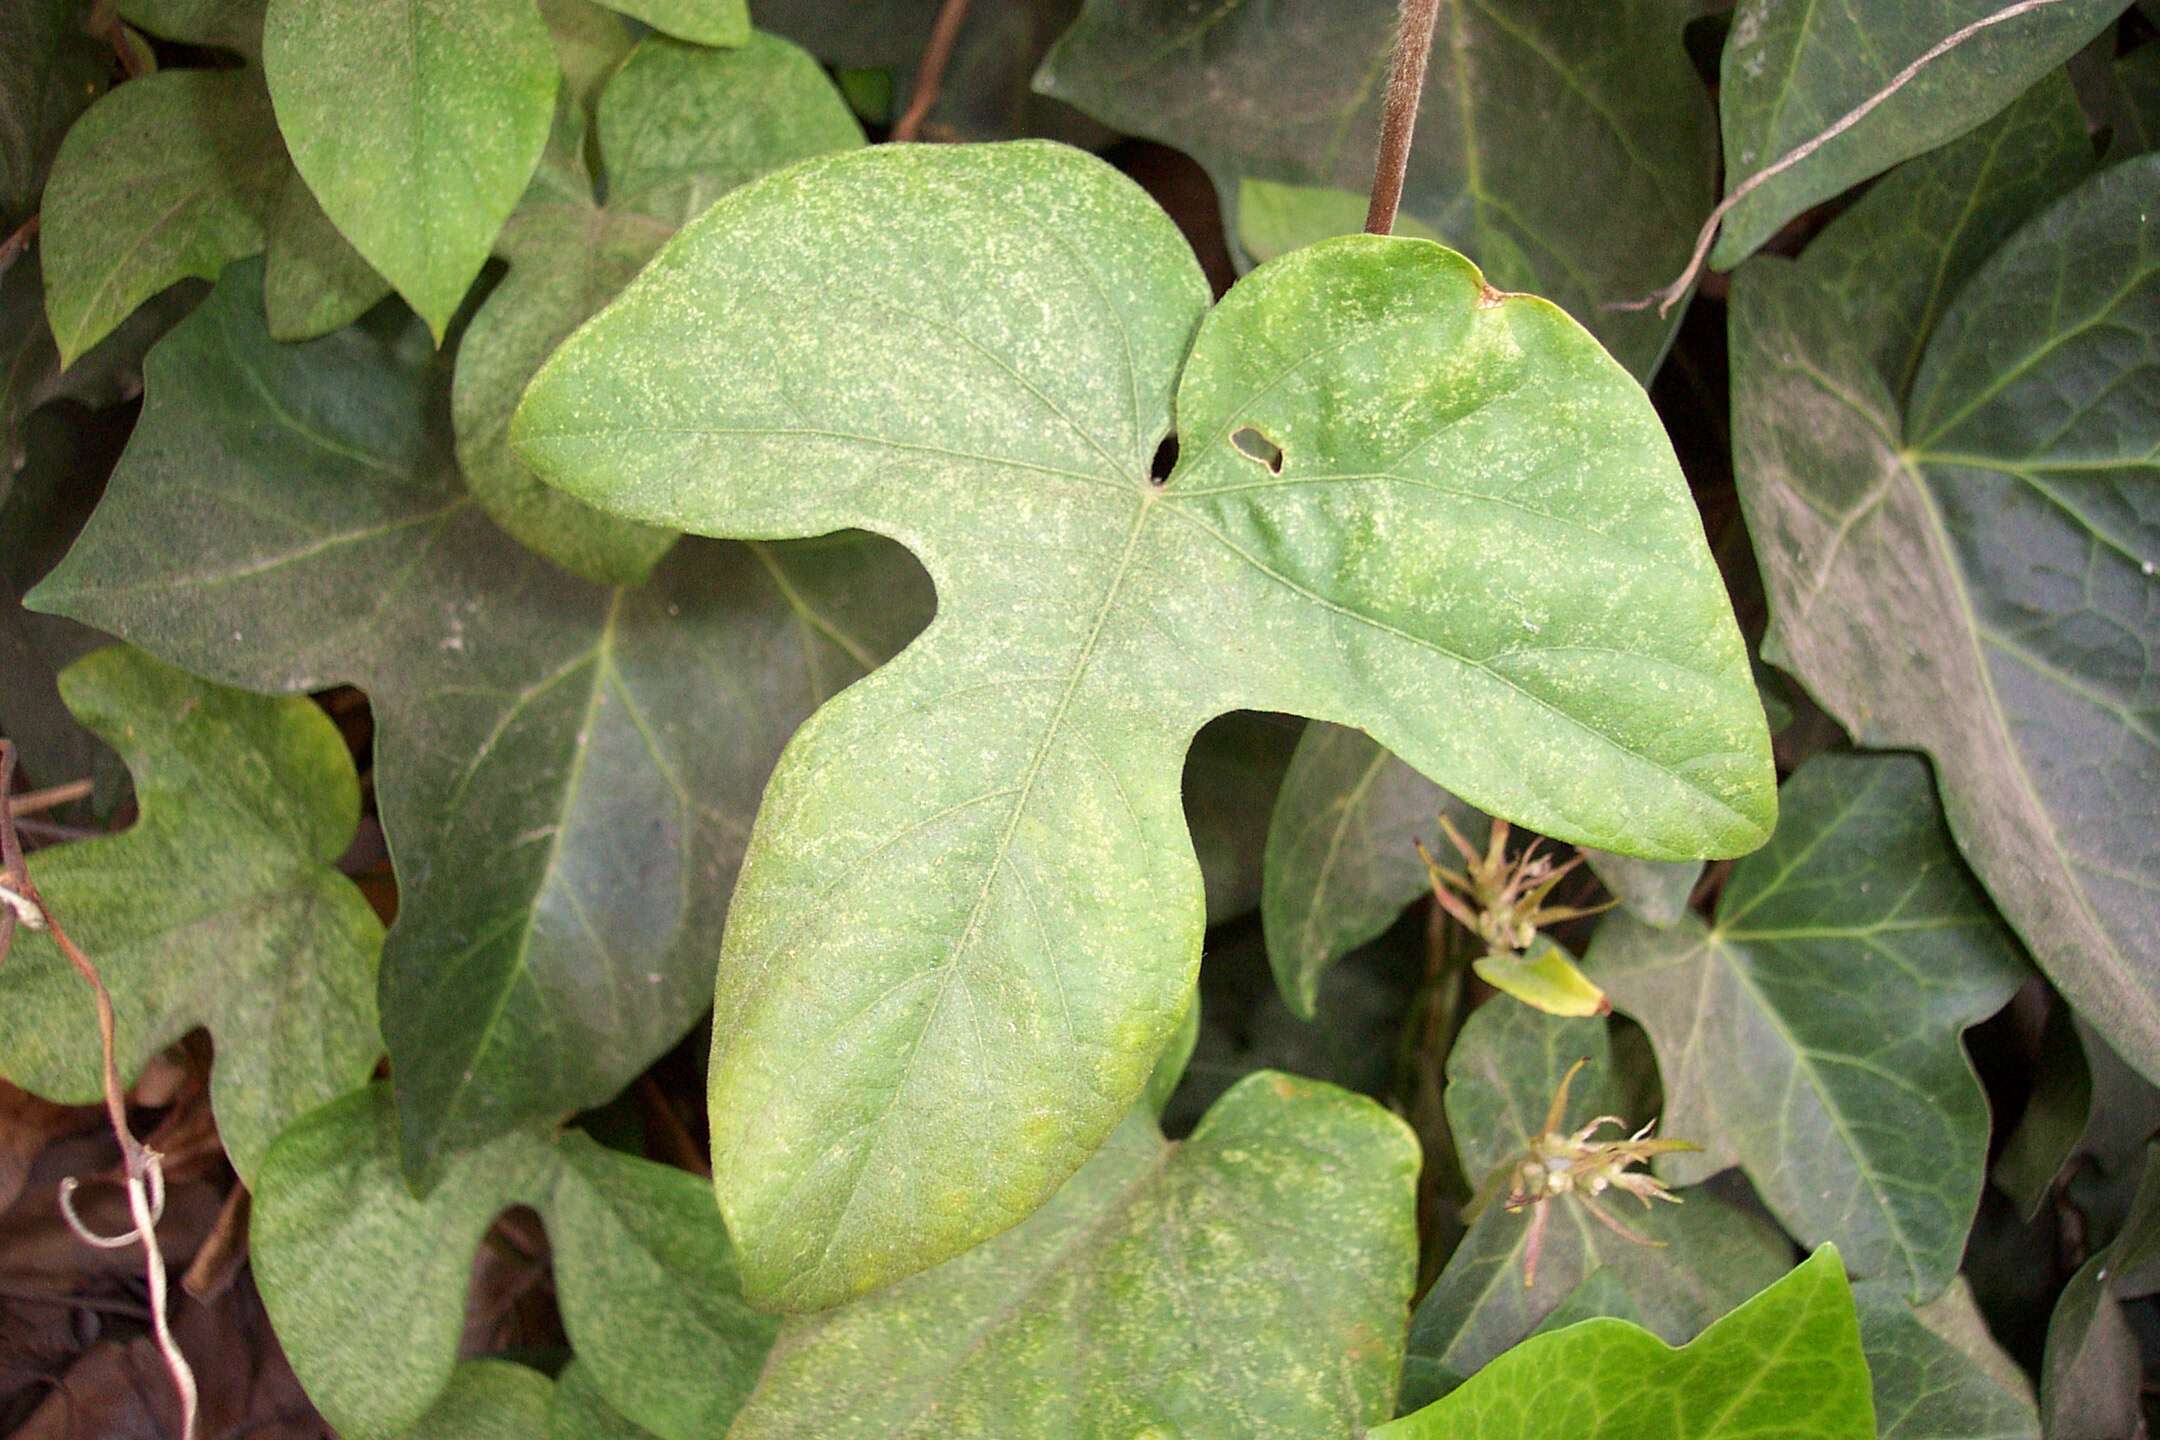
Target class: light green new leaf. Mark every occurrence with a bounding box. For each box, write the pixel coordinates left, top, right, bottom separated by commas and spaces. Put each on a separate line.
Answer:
513, 142, 1773, 1308
1711, 0, 2126, 267
0, 646, 381, 1180
1403, 1000, 1792, 1406
0, 0, 107, 226
253, 1084, 778, 1440
597, 0, 747, 46
27, 265, 933, 1183
398, 1361, 554, 1440
453, 31, 862, 583
1381, 1246, 1876, 1440
1586, 753, 2031, 1300
1035, 0, 1716, 376
40, 67, 284, 366
1728, 76, 2160, 1082
1855, 1278, 2039, 1440
261, 168, 391, 342
262, 0, 559, 339
1260, 720, 1481, 1018
727, 1073, 1418, 1438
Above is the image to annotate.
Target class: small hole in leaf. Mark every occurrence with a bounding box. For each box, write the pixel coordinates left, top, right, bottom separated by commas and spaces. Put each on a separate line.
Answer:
1231, 427, 1284, 474
1149, 435, 1178, 486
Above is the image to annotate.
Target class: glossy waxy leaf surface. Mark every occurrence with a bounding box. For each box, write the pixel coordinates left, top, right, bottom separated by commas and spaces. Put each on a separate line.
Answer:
454, 30, 862, 583
28, 266, 932, 1182
1587, 753, 2030, 1300
1712, 0, 2127, 267
514, 141, 1773, 1307
1728, 77, 2160, 1083
1381, 1246, 1876, 1440
0, 646, 381, 1180
262, 0, 559, 338
1035, 0, 1716, 375
1403, 1000, 1793, 1404
727, 1073, 1419, 1439
253, 1084, 777, 1440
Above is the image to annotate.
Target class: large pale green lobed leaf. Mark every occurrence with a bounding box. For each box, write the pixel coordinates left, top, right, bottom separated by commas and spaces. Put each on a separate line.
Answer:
727, 1073, 1419, 1438
27, 264, 933, 1183
453, 30, 863, 584
513, 142, 1772, 1308
1035, 0, 1716, 376
39, 67, 285, 366
1728, 76, 2160, 1082
1403, 999, 1793, 1405
1260, 720, 1480, 1018
1380, 1246, 1876, 1440
262, 0, 559, 338
0, 646, 381, 1180
1711, 0, 2127, 268
397, 1361, 554, 1440
252, 1084, 778, 1440
1586, 753, 2031, 1300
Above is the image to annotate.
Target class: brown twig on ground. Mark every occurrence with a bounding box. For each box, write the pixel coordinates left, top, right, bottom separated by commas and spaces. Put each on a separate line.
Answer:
181, 1185, 250, 1302
1365, 0, 1443, 236
1614, 0, 2079, 315
0, 740, 198, 1440
890, 0, 974, 143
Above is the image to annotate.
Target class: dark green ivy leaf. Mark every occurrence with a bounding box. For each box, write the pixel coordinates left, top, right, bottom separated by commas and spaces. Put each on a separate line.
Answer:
1711, 0, 2127, 267
253, 1084, 776, 1440
27, 265, 932, 1184
1035, 0, 1716, 376
1587, 753, 2031, 1300
514, 142, 1773, 1308
1729, 69, 2160, 1084
0, 646, 381, 1180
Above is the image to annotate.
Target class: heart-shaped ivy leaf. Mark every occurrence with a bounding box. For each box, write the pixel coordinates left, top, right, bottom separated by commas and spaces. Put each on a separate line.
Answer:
453, 30, 863, 584
27, 265, 932, 1184
514, 140, 1773, 1308
1728, 74, 2160, 1084
1585, 753, 2031, 1300
1034, 0, 1717, 376
0, 645, 382, 1180
726, 1073, 1418, 1437
1382, 1246, 1877, 1440
1711, 0, 2126, 268
1402, 999, 1793, 1405
252, 1084, 776, 1440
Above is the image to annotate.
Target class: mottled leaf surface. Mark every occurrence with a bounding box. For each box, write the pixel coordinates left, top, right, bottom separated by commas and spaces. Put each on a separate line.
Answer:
1712, 0, 2126, 266
453, 31, 861, 583
261, 168, 391, 342
1036, 0, 1716, 376
253, 1084, 777, 1440
727, 1073, 1419, 1439
598, 0, 747, 46
1587, 754, 2030, 1299
1260, 720, 1480, 1018
0, 646, 381, 1180
549, 1362, 661, 1440
263, 0, 559, 337
1403, 999, 1793, 1405
514, 142, 1772, 1307
40, 66, 284, 365
398, 1362, 554, 1440
1381, 1247, 1876, 1440
1729, 76, 2160, 1083
28, 265, 932, 1181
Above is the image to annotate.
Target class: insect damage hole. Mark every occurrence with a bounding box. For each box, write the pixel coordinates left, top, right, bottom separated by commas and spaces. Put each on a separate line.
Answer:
1149, 435, 1178, 486
1231, 426, 1284, 474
